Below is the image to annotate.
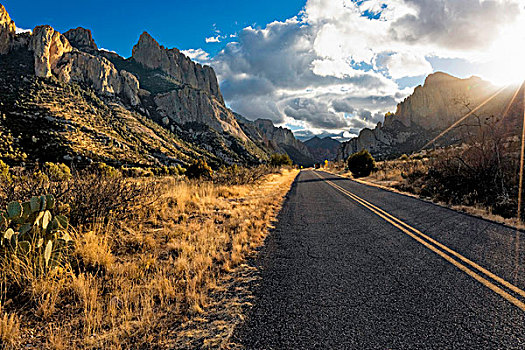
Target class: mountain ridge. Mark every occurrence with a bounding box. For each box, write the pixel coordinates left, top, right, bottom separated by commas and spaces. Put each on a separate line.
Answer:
337, 72, 523, 160
0, 4, 310, 167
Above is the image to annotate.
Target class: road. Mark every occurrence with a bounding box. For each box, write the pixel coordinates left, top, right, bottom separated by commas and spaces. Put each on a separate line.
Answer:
232, 170, 525, 349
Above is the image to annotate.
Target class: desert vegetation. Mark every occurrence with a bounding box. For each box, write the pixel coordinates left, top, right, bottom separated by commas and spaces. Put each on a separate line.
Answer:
337, 111, 524, 224
0, 161, 298, 348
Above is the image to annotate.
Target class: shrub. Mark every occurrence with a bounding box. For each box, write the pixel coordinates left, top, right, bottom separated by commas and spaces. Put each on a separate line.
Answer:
0, 160, 10, 183
186, 159, 213, 180
43, 162, 72, 182
347, 149, 376, 178
269, 153, 292, 167
92, 162, 120, 178
213, 165, 274, 185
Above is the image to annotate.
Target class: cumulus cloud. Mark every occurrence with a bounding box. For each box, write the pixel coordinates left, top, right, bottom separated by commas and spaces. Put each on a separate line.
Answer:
192, 0, 524, 139
382, 52, 433, 79
181, 48, 211, 64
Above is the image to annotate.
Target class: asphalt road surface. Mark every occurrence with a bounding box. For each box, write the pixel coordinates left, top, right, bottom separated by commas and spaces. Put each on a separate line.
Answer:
233, 170, 525, 349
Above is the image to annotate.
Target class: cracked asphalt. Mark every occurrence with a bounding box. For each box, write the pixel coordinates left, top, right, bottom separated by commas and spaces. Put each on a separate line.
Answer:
232, 170, 525, 349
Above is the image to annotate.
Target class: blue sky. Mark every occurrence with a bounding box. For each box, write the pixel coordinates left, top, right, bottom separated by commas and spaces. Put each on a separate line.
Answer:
4, 0, 525, 141
3, 0, 305, 57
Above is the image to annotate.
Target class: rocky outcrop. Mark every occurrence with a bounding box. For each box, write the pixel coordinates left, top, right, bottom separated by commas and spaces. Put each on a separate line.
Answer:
154, 86, 247, 140
304, 136, 340, 162
337, 72, 517, 160
0, 4, 15, 54
64, 27, 98, 52
29, 25, 72, 78
252, 119, 314, 165
132, 32, 223, 102
385, 72, 492, 130
120, 70, 140, 106
54, 51, 121, 94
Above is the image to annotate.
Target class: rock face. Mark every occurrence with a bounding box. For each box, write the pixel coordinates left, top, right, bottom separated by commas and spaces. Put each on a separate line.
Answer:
304, 136, 340, 162
0, 4, 15, 54
154, 87, 247, 140
55, 51, 122, 95
64, 27, 98, 52
251, 119, 314, 165
132, 32, 223, 103
29, 25, 72, 78
385, 72, 492, 130
337, 72, 518, 161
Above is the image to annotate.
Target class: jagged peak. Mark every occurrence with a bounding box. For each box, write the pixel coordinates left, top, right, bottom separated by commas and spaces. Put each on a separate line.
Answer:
64, 27, 98, 51
0, 4, 16, 55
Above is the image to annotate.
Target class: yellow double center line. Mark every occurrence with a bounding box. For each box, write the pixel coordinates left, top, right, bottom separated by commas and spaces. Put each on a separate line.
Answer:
312, 171, 525, 311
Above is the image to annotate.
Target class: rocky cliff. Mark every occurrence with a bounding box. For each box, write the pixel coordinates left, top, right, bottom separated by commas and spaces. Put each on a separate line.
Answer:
132, 32, 223, 103
0, 4, 15, 54
337, 72, 519, 160
64, 27, 98, 52
304, 136, 340, 163
0, 4, 277, 166
249, 118, 314, 166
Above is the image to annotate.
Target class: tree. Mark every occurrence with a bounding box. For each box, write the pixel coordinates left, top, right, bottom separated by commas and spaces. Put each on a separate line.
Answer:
269, 153, 292, 167
186, 159, 213, 179
347, 149, 376, 178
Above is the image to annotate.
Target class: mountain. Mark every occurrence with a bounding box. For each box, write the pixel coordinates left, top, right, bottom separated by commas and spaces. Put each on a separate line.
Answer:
304, 136, 340, 163
235, 115, 315, 166
337, 72, 524, 160
0, 4, 313, 168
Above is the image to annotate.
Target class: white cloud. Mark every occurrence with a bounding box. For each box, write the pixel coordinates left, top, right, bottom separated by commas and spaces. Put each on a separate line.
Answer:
383, 52, 433, 79
15, 26, 31, 34
205, 35, 221, 43
181, 48, 211, 64
199, 0, 524, 138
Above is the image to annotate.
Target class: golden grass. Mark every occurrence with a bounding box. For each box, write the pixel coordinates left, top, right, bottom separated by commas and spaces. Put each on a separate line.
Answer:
1, 168, 298, 348
331, 158, 525, 231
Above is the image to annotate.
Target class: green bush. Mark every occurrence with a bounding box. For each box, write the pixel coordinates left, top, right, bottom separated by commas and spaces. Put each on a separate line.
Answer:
93, 162, 120, 178
43, 162, 72, 182
269, 153, 293, 167
347, 149, 376, 178
186, 159, 213, 180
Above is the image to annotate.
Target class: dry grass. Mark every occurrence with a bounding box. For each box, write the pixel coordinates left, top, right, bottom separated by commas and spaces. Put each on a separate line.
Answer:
331, 156, 525, 231
0, 168, 298, 348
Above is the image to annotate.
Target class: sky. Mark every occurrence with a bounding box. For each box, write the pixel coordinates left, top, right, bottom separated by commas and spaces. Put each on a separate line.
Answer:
4, 0, 525, 141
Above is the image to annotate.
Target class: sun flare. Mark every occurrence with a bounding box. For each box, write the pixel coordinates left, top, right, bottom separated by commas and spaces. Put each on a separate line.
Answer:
480, 20, 525, 86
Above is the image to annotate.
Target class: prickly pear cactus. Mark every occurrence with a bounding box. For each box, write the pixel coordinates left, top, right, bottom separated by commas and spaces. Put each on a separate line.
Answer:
1, 195, 74, 273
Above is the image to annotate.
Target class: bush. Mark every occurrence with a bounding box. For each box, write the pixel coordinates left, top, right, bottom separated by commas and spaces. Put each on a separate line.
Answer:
213, 164, 274, 185
347, 150, 376, 178
43, 162, 72, 182
92, 162, 120, 178
186, 159, 213, 180
269, 153, 292, 167
0, 160, 10, 183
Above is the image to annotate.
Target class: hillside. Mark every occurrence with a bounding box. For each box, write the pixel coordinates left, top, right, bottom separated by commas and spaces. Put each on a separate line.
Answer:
304, 136, 340, 163
337, 72, 524, 160
0, 5, 308, 168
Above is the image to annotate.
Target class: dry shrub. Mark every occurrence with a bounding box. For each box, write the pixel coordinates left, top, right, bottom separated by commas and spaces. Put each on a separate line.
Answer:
213, 164, 275, 185
0, 167, 298, 348
0, 303, 20, 349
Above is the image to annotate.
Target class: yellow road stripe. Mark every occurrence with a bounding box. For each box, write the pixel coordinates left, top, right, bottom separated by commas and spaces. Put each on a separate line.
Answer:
312, 171, 525, 311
